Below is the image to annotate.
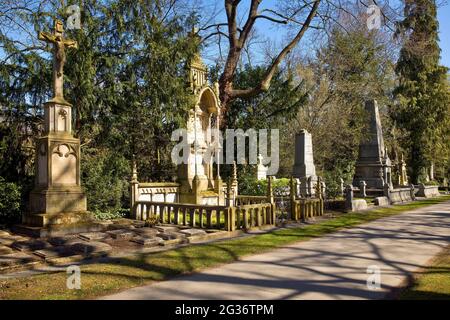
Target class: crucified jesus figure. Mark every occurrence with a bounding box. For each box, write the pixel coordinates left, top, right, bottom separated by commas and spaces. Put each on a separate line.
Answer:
38, 19, 78, 103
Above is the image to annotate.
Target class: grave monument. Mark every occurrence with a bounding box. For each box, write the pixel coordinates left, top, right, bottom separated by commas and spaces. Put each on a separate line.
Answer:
19, 20, 98, 236
293, 129, 317, 196
353, 100, 392, 189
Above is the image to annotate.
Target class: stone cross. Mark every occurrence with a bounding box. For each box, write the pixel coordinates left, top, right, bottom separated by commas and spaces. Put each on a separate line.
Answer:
38, 19, 78, 103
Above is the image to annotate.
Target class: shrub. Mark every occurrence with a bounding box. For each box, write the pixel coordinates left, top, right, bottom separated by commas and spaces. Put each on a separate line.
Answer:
0, 177, 22, 224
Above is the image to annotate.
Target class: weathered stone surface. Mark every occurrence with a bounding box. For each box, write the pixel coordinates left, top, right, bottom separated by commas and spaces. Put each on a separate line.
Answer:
131, 236, 162, 247
0, 252, 39, 269
156, 231, 186, 240
0, 245, 13, 255
33, 246, 72, 259
71, 241, 112, 255
179, 229, 207, 237
0, 234, 28, 247
346, 199, 368, 212
374, 196, 389, 206
133, 227, 159, 237
12, 239, 51, 252
155, 226, 180, 233
159, 238, 185, 246
0, 230, 11, 237
417, 185, 440, 198
78, 232, 109, 241
106, 229, 135, 240
47, 235, 78, 246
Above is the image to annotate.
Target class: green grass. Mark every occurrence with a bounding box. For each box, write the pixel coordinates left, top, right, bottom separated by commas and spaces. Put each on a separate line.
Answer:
0, 196, 449, 300
398, 246, 450, 300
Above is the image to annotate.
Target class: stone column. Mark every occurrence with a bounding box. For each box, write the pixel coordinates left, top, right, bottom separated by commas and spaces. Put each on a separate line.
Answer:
359, 180, 367, 198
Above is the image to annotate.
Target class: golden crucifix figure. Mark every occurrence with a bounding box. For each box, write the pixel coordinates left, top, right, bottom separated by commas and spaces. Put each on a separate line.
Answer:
38, 19, 78, 103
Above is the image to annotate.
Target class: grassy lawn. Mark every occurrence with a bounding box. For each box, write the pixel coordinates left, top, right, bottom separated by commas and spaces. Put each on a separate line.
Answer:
0, 196, 449, 300
398, 245, 450, 300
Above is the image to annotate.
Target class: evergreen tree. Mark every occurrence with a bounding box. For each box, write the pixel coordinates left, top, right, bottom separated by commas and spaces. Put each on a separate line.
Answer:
394, 0, 450, 183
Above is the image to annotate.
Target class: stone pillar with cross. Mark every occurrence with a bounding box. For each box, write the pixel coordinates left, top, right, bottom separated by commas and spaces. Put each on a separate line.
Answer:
19, 20, 97, 236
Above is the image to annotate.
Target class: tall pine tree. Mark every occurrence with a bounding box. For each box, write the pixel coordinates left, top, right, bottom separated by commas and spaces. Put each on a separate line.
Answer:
394, 0, 450, 183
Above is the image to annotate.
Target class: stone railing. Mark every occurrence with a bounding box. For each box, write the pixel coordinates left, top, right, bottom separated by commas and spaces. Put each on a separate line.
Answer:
232, 203, 275, 230
291, 198, 324, 221
235, 195, 268, 205
132, 201, 230, 230
132, 200, 276, 232
131, 181, 180, 210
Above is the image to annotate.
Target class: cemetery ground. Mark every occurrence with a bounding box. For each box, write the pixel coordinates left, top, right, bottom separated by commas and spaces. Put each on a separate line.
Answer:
0, 195, 449, 300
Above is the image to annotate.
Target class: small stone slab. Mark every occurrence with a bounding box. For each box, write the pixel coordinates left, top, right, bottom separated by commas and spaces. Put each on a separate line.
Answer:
78, 232, 109, 241
131, 220, 145, 228
154, 226, 180, 233
106, 229, 135, 240
156, 231, 186, 240
47, 235, 78, 246
0, 245, 13, 255
179, 229, 207, 237
0, 252, 39, 269
33, 246, 72, 260
71, 241, 112, 256
12, 239, 51, 252
131, 236, 162, 247
133, 227, 159, 237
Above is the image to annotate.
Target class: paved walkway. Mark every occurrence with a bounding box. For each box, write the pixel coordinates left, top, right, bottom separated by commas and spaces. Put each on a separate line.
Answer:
102, 201, 450, 300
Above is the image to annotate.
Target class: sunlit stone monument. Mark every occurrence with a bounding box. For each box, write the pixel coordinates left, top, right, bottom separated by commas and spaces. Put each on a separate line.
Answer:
353, 100, 392, 189
177, 34, 224, 205
293, 129, 317, 197
20, 20, 96, 236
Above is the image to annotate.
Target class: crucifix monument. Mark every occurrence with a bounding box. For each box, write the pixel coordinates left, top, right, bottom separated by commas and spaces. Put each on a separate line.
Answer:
20, 20, 96, 236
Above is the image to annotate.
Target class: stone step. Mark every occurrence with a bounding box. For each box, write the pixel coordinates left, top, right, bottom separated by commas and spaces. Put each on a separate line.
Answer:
106, 229, 135, 240
154, 226, 180, 233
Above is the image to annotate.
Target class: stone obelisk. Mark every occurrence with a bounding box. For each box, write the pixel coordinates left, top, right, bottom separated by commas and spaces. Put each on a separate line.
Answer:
21, 20, 95, 236
353, 100, 392, 189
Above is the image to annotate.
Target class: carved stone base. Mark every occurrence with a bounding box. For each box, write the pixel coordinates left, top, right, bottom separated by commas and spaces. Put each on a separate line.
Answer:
28, 186, 87, 217
12, 222, 105, 238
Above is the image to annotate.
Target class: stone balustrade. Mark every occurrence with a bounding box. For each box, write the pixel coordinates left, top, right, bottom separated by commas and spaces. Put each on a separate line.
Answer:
132, 200, 276, 232
291, 198, 324, 221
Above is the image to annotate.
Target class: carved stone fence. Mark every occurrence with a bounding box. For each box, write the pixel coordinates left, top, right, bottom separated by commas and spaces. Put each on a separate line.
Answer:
291, 198, 324, 221
132, 200, 276, 232
235, 195, 268, 205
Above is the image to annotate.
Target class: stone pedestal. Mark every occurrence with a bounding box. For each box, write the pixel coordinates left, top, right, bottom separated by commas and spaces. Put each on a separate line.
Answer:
19, 101, 96, 235
293, 129, 317, 196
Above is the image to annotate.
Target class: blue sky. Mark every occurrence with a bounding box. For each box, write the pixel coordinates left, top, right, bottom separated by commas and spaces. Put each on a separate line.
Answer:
438, 2, 450, 68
